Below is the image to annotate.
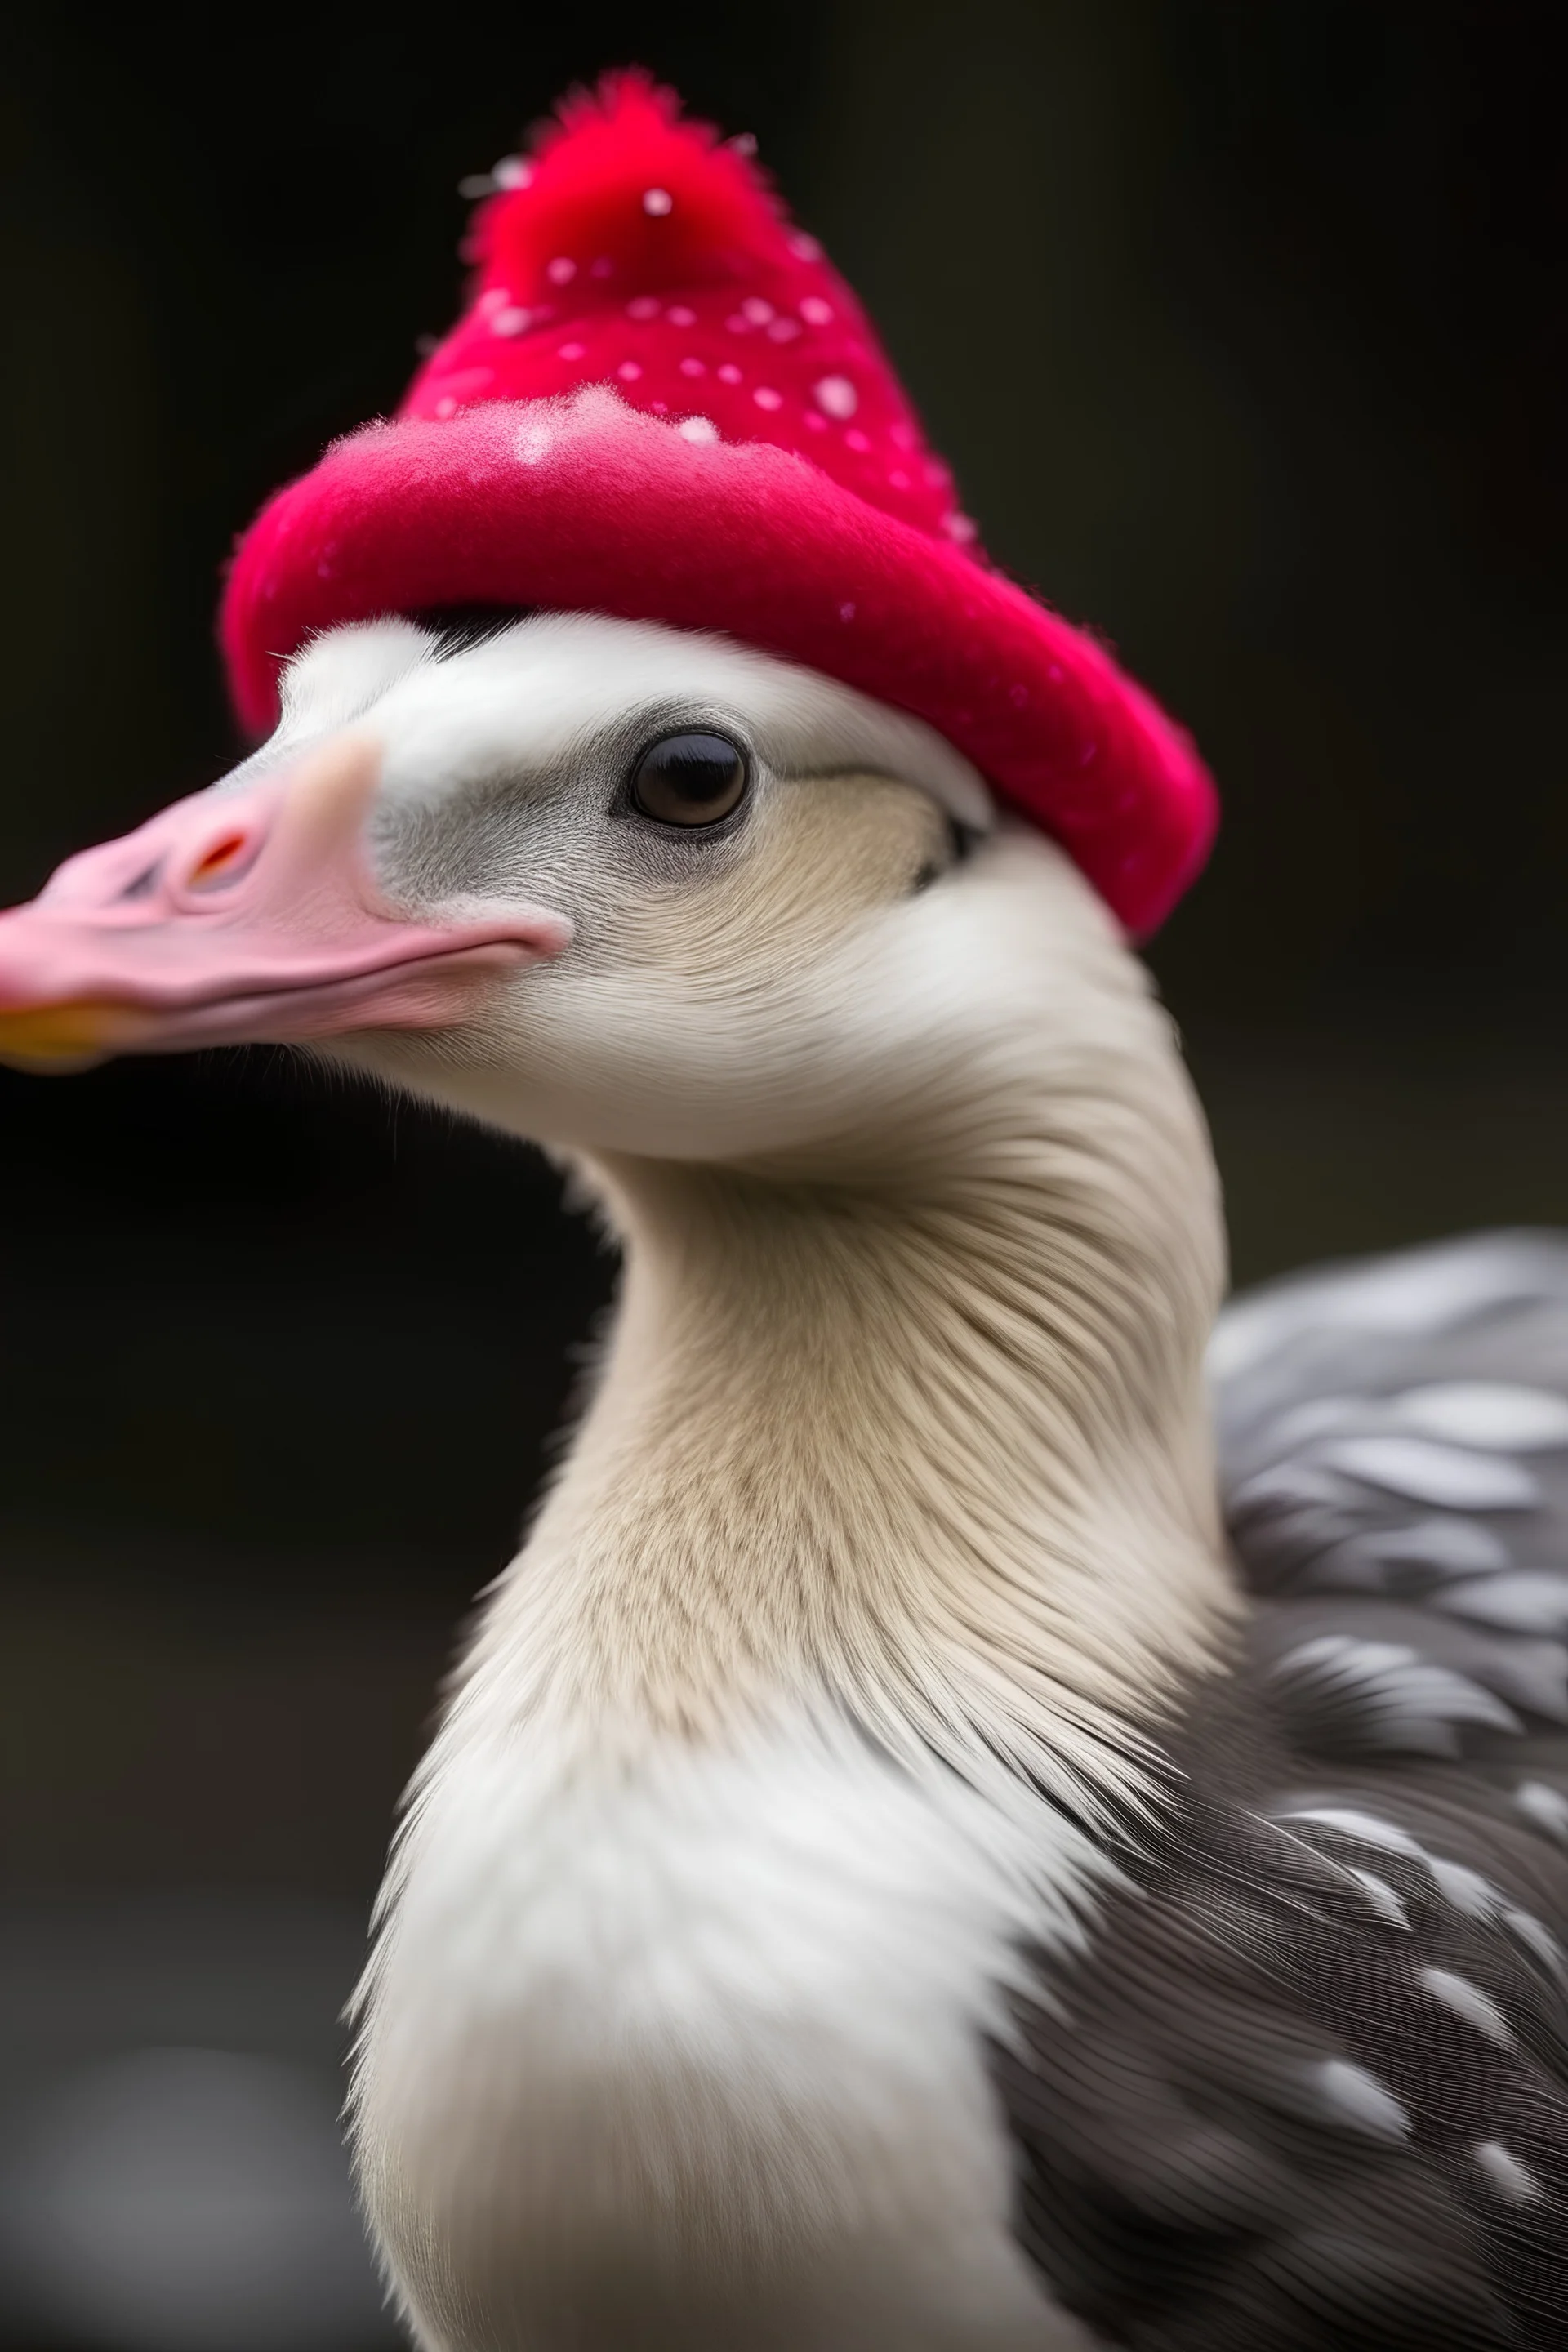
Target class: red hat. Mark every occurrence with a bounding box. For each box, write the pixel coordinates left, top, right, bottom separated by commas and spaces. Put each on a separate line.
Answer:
220, 74, 1216, 932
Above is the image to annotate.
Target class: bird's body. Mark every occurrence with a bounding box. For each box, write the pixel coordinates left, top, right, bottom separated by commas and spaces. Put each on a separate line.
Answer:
1, 83, 1562, 2350
71, 612, 1551, 2352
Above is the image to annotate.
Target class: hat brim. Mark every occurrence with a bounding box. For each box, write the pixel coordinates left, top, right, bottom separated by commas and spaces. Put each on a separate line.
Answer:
220, 388, 1215, 933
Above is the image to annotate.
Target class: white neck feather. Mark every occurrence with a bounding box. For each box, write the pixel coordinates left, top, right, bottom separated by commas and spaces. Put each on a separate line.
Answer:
452, 939, 1232, 1820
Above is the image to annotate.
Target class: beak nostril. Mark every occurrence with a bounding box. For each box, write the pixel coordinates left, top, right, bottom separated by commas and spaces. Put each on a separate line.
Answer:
185, 832, 255, 891
119, 863, 163, 902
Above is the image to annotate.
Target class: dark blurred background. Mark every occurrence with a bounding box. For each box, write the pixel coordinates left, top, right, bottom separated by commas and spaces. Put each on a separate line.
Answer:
1, 2, 1562, 2343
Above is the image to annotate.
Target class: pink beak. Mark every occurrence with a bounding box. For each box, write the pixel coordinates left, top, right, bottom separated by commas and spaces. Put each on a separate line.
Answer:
0, 735, 571, 1072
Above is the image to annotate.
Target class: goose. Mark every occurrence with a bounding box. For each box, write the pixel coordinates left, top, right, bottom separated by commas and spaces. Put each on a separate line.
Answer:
2, 74, 1566, 2352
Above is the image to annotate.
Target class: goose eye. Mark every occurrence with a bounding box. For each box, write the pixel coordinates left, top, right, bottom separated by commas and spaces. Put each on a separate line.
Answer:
629, 733, 748, 827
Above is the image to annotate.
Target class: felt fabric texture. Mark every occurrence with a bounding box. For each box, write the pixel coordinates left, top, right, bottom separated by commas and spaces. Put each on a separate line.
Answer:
220, 74, 1218, 933
409, 73, 966, 546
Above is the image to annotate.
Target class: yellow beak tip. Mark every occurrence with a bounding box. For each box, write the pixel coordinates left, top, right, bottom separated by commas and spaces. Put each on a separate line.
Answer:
0, 1001, 122, 1070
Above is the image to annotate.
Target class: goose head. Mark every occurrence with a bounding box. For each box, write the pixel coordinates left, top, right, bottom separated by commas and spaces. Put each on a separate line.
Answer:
0, 611, 1156, 1181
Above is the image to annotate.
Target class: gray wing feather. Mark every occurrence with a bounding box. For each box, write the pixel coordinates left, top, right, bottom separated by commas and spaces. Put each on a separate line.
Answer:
1004, 1234, 1568, 2349
1212, 1229, 1568, 1802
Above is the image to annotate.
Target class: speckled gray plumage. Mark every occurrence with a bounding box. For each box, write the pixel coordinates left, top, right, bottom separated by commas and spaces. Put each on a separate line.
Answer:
1003, 1233, 1568, 2350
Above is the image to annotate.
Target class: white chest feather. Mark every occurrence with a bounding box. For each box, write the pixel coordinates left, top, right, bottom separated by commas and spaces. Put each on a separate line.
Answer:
353, 1713, 1107, 2351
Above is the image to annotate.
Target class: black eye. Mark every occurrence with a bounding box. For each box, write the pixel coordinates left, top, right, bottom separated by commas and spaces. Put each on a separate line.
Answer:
629, 733, 748, 828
